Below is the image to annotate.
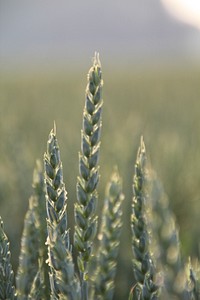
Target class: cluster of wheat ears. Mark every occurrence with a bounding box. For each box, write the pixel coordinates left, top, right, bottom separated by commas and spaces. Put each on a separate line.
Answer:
0, 54, 200, 300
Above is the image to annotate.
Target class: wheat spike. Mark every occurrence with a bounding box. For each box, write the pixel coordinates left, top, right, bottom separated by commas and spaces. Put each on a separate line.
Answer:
44, 126, 80, 299
93, 168, 124, 300
130, 137, 160, 299
74, 53, 103, 300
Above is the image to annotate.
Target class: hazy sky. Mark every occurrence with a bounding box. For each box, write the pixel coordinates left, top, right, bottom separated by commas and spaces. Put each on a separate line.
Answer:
1, 0, 200, 70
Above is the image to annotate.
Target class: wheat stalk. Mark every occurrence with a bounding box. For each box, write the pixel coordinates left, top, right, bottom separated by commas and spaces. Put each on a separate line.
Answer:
93, 168, 124, 300
16, 196, 40, 299
74, 52, 103, 300
149, 173, 187, 299
44, 125, 80, 300
31, 160, 50, 298
0, 217, 16, 300
130, 137, 159, 299
17, 160, 50, 299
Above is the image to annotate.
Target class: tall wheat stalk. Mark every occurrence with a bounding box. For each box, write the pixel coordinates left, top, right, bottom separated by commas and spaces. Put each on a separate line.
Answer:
130, 137, 159, 299
149, 173, 186, 299
74, 53, 103, 300
31, 160, 50, 298
44, 125, 80, 300
16, 160, 49, 300
16, 195, 40, 299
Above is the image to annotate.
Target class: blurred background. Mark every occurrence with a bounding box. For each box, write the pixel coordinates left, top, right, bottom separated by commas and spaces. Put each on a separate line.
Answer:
1, 0, 200, 298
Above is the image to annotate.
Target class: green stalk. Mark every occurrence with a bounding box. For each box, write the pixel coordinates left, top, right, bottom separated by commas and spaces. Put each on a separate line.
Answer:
93, 168, 124, 300
17, 160, 49, 299
44, 125, 80, 300
31, 160, 50, 298
150, 173, 185, 299
0, 217, 16, 300
16, 196, 40, 299
74, 53, 103, 300
130, 137, 160, 299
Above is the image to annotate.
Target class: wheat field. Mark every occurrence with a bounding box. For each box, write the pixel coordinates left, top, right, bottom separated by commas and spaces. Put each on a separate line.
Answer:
0, 62, 200, 299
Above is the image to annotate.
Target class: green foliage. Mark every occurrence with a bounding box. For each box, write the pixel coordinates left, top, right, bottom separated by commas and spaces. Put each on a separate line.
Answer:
0, 55, 200, 300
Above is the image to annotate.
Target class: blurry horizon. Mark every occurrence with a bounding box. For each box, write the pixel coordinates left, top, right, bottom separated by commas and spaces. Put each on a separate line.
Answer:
1, 0, 200, 72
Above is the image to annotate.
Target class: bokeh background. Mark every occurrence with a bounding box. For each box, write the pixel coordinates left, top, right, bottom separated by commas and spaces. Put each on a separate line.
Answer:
1, 1, 200, 298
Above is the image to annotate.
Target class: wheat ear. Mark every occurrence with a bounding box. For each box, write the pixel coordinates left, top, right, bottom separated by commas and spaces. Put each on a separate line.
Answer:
17, 160, 50, 299
44, 125, 80, 300
93, 168, 124, 300
0, 217, 16, 300
150, 173, 186, 299
130, 137, 159, 299
74, 53, 103, 300
16, 196, 40, 299
31, 160, 50, 298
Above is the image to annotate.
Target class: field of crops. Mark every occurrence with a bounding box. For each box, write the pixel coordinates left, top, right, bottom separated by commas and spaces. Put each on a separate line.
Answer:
1, 63, 200, 298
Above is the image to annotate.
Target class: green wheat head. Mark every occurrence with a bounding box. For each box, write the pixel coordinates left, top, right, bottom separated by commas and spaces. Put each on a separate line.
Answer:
44, 125, 80, 300
93, 168, 124, 300
130, 137, 160, 299
16, 196, 40, 299
74, 53, 103, 299
31, 160, 50, 298
16, 160, 49, 300
149, 173, 186, 299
